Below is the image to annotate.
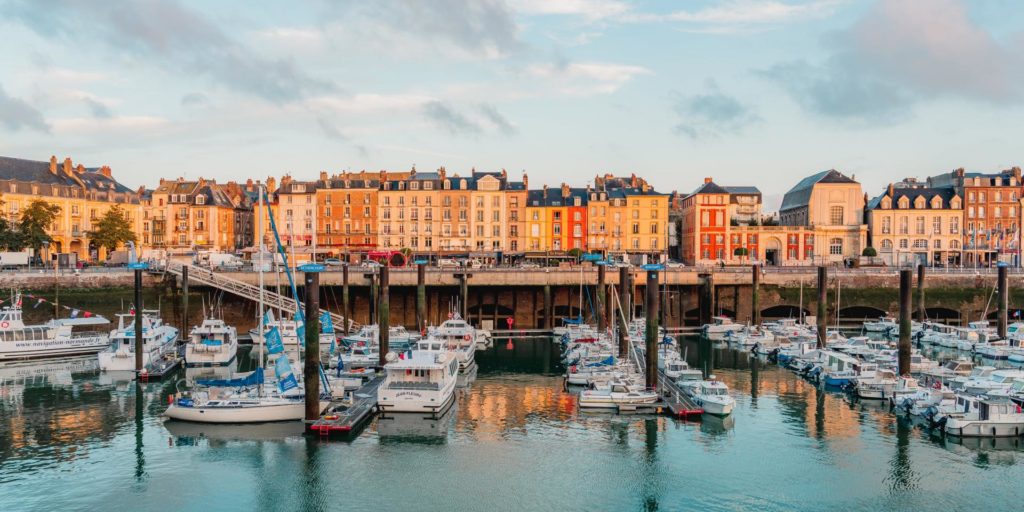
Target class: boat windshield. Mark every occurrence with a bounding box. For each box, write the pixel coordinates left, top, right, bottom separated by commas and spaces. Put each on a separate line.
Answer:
704, 386, 727, 395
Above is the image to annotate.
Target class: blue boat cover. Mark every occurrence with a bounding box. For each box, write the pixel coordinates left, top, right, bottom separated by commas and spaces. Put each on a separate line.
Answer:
197, 370, 264, 388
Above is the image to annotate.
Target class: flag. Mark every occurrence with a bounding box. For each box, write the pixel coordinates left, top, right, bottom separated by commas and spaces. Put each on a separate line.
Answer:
70, 309, 80, 318
34, 298, 44, 308
84, 312, 93, 318
265, 326, 284, 354
294, 309, 303, 322
263, 308, 275, 326
398, 351, 405, 360
273, 354, 298, 392
296, 323, 306, 346
129, 304, 136, 315
320, 311, 333, 334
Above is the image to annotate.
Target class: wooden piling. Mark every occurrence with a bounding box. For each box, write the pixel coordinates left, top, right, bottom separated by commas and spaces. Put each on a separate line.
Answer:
342, 264, 350, 334
379, 265, 390, 367
134, 268, 144, 373
304, 270, 321, 422
181, 265, 189, 335
618, 266, 629, 359
645, 268, 660, 389
816, 266, 827, 349
543, 284, 553, 330
369, 271, 378, 325
998, 265, 1008, 339
416, 262, 426, 333
698, 273, 712, 327
917, 264, 925, 323
597, 264, 607, 333
898, 269, 912, 376
459, 273, 469, 319
751, 265, 760, 326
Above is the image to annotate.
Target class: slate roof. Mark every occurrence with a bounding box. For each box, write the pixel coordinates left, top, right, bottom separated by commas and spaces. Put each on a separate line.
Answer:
780, 170, 857, 212
0, 155, 139, 203
866, 187, 958, 210
724, 186, 761, 195
527, 188, 589, 207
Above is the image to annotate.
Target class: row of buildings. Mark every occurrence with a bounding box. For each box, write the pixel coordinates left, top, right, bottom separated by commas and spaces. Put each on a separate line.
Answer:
1, 154, 1020, 267
678, 167, 1024, 267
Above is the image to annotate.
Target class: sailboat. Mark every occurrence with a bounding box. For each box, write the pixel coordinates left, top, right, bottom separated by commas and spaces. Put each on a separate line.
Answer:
165, 183, 328, 423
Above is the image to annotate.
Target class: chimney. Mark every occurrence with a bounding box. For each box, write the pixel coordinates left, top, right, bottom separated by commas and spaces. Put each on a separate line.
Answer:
542, 184, 548, 199
888, 183, 895, 198
704, 177, 712, 184
630, 173, 637, 188
522, 173, 528, 190
99, 165, 112, 178
439, 166, 447, 181
159, 178, 166, 186
410, 165, 416, 177
561, 183, 570, 198
319, 171, 328, 181
246, 178, 253, 191
501, 168, 507, 179
49, 155, 58, 175
62, 157, 72, 176
379, 170, 386, 182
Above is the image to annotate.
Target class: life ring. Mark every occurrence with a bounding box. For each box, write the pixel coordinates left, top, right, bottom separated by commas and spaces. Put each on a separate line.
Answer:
464, 334, 472, 341
0, 321, 8, 328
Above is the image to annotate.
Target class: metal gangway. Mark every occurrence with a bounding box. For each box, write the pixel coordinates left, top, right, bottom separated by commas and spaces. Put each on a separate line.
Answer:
163, 262, 359, 333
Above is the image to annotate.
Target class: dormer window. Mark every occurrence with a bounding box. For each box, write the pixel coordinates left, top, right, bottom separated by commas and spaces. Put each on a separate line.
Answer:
460, 179, 467, 190
897, 196, 909, 209
196, 195, 206, 205
410, 181, 419, 190
881, 197, 892, 209
930, 196, 942, 209
913, 196, 925, 209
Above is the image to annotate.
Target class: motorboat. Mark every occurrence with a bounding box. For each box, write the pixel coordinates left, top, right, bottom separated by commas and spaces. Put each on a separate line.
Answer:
725, 326, 774, 347
337, 341, 379, 369
0, 295, 110, 360
679, 375, 735, 416
661, 352, 702, 382
427, 313, 482, 372
98, 311, 179, 372
864, 316, 898, 333
339, 324, 419, 352
963, 369, 1024, 396
922, 358, 974, 385
943, 398, 1024, 437
578, 379, 658, 409
184, 318, 238, 367
701, 316, 744, 341
376, 348, 458, 414
950, 365, 996, 392
856, 369, 899, 400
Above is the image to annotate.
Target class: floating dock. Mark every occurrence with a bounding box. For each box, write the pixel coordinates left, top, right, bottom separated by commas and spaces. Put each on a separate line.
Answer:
138, 355, 182, 382
658, 370, 704, 419
308, 376, 384, 438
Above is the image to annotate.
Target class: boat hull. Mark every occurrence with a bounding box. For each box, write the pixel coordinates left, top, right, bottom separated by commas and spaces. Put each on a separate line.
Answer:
945, 419, 1024, 438
164, 400, 328, 423
0, 336, 109, 361
377, 385, 456, 414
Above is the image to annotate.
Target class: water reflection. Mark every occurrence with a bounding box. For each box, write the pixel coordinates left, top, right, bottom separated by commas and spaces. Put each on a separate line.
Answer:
377, 405, 458, 444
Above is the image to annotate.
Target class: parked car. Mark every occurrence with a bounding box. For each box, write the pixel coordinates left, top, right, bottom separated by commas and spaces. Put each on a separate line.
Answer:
437, 258, 460, 268
665, 261, 686, 269
324, 258, 344, 266
518, 262, 540, 269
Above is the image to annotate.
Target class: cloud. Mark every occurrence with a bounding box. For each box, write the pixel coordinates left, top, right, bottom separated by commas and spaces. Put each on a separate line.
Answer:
423, 101, 482, 135
181, 92, 210, 108
510, 0, 629, 21
760, 0, 1024, 123
83, 97, 112, 119
316, 116, 348, 141
672, 80, 761, 138
478, 104, 517, 135
0, 85, 49, 132
625, 0, 845, 32
51, 115, 168, 134
334, 1, 523, 59
527, 61, 651, 95
3, 0, 335, 103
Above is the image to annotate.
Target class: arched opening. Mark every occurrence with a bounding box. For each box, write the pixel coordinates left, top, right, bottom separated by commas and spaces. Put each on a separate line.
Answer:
917, 307, 961, 324
765, 237, 783, 266
839, 305, 889, 321
761, 305, 809, 320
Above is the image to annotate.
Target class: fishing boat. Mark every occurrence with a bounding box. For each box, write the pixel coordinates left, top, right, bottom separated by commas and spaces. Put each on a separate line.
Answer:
183, 317, 238, 367
0, 295, 110, 360
701, 316, 744, 341
98, 310, 179, 372
376, 347, 458, 414
578, 379, 658, 409
943, 398, 1024, 437
679, 375, 735, 416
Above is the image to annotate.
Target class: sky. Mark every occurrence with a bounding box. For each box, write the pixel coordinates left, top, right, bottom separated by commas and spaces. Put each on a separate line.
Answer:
1, 0, 1023, 211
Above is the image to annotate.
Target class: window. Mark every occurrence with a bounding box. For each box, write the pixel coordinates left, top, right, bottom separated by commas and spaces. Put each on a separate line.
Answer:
932, 217, 941, 234
950, 240, 960, 249
916, 216, 925, 234
829, 238, 843, 255
913, 239, 928, 249
933, 239, 941, 249
829, 206, 843, 225
951, 217, 959, 234
882, 216, 891, 234
881, 239, 892, 249
899, 239, 908, 249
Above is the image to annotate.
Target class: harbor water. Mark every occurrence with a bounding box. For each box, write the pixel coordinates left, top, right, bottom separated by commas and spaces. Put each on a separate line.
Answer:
4, 335, 1024, 512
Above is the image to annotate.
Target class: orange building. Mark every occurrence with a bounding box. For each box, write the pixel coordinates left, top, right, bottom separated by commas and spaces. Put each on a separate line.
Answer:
316, 171, 379, 257
525, 184, 588, 252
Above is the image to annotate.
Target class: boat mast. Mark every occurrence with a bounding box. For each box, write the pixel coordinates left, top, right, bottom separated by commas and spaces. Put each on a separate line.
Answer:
835, 278, 841, 330
798, 277, 803, 325
258, 184, 266, 393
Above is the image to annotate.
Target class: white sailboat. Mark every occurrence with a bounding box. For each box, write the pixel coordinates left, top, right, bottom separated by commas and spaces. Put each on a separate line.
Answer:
166, 183, 328, 423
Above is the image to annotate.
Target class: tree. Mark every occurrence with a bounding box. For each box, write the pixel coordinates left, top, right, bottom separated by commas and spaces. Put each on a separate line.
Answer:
86, 204, 137, 256
733, 247, 749, 263
567, 248, 584, 261
862, 247, 877, 257
19, 200, 61, 253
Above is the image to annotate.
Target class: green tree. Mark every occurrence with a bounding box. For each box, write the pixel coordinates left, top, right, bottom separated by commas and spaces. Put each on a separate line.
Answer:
0, 194, 20, 251
86, 204, 137, 256
19, 200, 61, 253
567, 248, 584, 261
733, 247, 749, 262
862, 247, 877, 257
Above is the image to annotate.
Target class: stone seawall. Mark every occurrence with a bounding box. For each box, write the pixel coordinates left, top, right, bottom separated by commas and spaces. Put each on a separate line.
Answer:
0, 271, 162, 291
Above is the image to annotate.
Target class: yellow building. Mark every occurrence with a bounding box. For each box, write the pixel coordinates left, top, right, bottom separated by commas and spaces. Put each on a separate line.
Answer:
867, 183, 963, 267
148, 177, 251, 254
588, 174, 669, 259
0, 155, 144, 262
779, 170, 867, 263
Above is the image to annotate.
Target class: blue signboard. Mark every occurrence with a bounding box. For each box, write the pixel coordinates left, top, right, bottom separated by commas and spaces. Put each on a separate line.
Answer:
127, 262, 149, 270
298, 263, 325, 273
641, 263, 665, 271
